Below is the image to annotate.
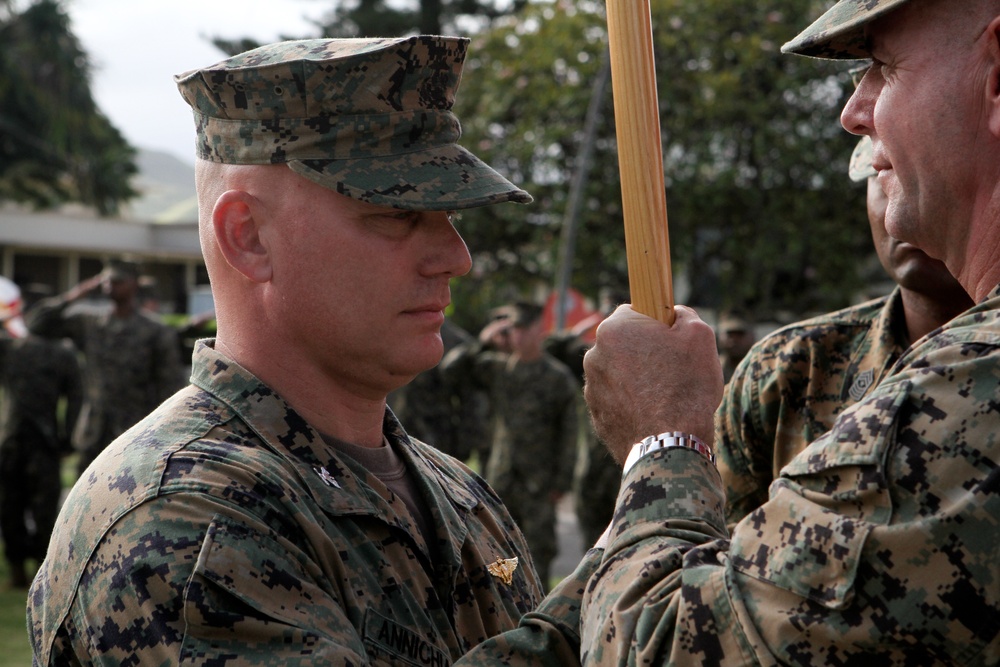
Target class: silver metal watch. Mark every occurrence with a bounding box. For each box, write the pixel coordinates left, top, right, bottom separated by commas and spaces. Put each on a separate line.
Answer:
622, 431, 716, 475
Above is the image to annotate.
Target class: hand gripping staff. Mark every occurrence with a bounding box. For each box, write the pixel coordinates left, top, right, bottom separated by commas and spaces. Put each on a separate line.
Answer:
606, 0, 675, 325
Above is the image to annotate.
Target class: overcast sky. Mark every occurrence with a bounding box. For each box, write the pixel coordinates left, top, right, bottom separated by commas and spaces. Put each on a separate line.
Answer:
68, 0, 325, 164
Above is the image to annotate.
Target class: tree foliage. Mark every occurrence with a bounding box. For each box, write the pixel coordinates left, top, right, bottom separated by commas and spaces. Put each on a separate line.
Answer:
212, 0, 529, 55
451, 0, 872, 326
315, 0, 529, 37
210, 0, 876, 326
0, 0, 136, 215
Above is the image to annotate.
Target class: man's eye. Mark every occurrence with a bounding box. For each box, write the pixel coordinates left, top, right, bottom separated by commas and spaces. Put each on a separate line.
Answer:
848, 61, 871, 88
367, 211, 420, 237
870, 57, 897, 83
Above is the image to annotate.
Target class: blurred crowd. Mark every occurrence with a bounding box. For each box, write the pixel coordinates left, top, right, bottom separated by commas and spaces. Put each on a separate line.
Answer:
0, 262, 207, 589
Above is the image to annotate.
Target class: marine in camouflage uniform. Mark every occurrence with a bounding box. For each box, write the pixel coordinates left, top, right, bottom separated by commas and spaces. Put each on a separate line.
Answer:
472, 300, 1000, 665
718, 291, 910, 525
26, 261, 185, 476
29, 36, 543, 665
28, 341, 541, 664
717, 136, 972, 528
0, 280, 82, 589
454, 1, 1000, 664
442, 303, 579, 588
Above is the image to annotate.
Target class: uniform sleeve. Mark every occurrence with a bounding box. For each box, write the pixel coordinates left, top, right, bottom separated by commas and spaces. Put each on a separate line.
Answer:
714, 340, 776, 528
24, 296, 86, 346
579, 448, 748, 665
579, 335, 1000, 665
49, 494, 372, 666
440, 341, 495, 389
455, 547, 601, 667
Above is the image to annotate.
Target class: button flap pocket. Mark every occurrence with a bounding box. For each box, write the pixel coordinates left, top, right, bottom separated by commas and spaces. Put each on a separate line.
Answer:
184, 515, 348, 644
728, 381, 912, 609
730, 485, 874, 609
782, 379, 913, 478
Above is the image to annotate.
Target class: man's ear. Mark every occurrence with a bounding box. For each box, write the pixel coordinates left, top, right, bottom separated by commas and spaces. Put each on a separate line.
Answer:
987, 16, 1000, 138
211, 190, 273, 283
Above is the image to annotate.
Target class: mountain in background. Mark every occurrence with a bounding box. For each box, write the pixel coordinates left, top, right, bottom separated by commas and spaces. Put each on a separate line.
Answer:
121, 148, 197, 223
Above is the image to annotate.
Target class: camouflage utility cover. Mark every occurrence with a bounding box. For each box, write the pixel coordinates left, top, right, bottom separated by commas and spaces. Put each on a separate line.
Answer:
782, 0, 910, 59
175, 36, 532, 210
456, 284, 1000, 664
717, 288, 908, 529
28, 340, 542, 665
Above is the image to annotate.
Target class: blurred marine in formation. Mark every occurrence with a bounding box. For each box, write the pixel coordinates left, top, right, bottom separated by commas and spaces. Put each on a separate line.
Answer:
716, 136, 973, 527
26, 260, 185, 476
0, 277, 81, 589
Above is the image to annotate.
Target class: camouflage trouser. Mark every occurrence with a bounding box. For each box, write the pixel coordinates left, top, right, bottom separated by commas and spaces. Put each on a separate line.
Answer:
0, 426, 62, 564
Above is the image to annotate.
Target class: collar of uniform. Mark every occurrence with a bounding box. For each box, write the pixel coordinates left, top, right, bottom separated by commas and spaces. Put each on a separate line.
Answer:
189, 340, 478, 517
840, 287, 908, 403
385, 413, 478, 513
387, 422, 483, 576
189, 339, 383, 516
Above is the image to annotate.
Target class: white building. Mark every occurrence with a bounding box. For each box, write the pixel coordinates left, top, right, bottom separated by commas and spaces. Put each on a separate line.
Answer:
0, 149, 208, 314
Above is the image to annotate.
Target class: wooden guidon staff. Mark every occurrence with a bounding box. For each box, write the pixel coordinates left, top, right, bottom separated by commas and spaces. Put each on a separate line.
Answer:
606, 0, 675, 325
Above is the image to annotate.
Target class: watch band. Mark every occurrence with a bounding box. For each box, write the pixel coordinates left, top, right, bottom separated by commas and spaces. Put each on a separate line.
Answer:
622, 431, 716, 475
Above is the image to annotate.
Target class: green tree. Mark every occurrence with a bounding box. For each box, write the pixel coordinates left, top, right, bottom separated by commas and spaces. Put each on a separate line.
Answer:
212, 0, 529, 55
316, 0, 529, 37
0, 0, 136, 215
451, 0, 870, 327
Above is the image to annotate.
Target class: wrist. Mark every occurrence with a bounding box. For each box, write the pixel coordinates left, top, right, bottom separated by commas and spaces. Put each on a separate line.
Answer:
622, 431, 716, 476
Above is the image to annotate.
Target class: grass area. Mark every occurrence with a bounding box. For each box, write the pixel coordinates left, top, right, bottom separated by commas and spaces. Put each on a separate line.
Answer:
0, 552, 34, 665
0, 453, 78, 665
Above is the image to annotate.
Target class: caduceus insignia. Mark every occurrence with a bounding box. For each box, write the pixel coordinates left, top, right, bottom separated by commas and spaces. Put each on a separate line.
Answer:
486, 557, 519, 585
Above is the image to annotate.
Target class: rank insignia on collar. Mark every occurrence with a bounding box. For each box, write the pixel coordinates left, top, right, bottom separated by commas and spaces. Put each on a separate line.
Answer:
314, 466, 341, 488
848, 368, 875, 401
487, 557, 518, 585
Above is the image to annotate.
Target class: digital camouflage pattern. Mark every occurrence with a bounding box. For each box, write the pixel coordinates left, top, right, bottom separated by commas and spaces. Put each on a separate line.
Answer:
441, 343, 579, 586
26, 295, 185, 473
456, 284, 1000, 665
28, 340, 542, 666
782, 0, 910, 59
174, 36, 532, 211
716, 288, 908, 529
0, 334, 81, 565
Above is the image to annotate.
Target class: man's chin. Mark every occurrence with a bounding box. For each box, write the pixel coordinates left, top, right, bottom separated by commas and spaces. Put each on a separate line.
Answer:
394, 343, 445, 377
